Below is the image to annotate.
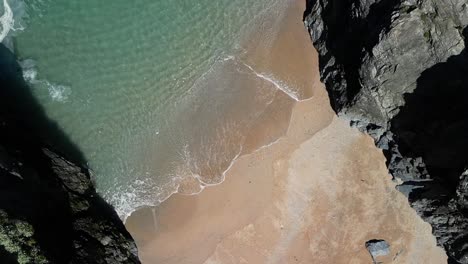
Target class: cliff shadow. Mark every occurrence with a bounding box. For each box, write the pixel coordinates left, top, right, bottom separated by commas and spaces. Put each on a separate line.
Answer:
0, 44, 86, 165
391, 27, 468, 204
0, 43, 133, 262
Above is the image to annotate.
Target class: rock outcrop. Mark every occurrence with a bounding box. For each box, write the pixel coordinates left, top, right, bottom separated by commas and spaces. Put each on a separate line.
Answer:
365, 239, 391, 263
0, 42, 140, 263
304, 0, 468, 263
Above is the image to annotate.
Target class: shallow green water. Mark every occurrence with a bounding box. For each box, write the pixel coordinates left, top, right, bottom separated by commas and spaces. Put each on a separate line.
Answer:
5, 0, 291, 218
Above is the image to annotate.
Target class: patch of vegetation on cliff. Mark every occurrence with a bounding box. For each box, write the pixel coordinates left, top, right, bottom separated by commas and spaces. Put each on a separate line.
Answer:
0, 210, 48, 264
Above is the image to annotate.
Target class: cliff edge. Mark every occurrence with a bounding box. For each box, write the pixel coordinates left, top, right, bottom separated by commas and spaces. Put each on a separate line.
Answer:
0, 43, 140, 263
304, 0, 468, 263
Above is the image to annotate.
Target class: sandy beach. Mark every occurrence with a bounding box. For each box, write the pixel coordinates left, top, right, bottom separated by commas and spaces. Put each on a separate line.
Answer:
125, 1, 447, 263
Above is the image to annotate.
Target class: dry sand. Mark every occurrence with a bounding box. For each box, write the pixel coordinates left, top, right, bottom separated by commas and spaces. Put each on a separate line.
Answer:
125, 1, 448, 263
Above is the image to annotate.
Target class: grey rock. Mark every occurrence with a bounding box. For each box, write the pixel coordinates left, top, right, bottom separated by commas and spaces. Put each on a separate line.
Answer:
43, 148, 92, 195
457, 170, 468, 210
365, 239, 390, 262
305, 0, 468, 262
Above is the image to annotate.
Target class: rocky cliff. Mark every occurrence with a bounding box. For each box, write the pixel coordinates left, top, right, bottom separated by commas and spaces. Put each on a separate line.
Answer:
0, 43, 140, 263
304, 0, 468, 263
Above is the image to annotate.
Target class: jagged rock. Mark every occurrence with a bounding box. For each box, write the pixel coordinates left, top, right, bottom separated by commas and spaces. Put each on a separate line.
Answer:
43, 149, 93, 195
304, 0, 468, 263
457, 171, 468, 210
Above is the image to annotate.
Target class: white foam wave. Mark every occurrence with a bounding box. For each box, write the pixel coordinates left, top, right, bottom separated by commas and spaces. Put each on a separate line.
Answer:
111, 175, 183, 223
114, 55, 296, 222
45, 81, 71, 102
221, 55, 300, 101
115, 119, 288, 223
110, 1, 298, 220
0, 0, 14, 42
192, 145, 243, 189
222, 55, 235, 62
240, 61, 300, 101
20, 58, 37, 81
116, 126, 287, 223
115, 147, 245, 223
0, 0, 27, 43
20, 59, 72, 103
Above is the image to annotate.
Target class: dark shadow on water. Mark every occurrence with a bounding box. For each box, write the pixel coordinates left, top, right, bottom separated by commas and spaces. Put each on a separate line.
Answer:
0, 44, 87, 165
0, 43, 134, 262
0, 42, 74, 262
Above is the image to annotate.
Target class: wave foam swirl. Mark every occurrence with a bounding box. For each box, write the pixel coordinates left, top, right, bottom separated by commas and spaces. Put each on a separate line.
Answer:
20, 59, 72, 103
0, 0, 14, 42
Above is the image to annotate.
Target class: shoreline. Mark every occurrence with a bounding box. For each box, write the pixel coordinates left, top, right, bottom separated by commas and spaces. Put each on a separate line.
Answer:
126, 1, 447, 263
122, 0, 306, 222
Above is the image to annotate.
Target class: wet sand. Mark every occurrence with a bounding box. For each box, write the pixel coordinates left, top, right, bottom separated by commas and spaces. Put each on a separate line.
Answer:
125, 1, 447, 263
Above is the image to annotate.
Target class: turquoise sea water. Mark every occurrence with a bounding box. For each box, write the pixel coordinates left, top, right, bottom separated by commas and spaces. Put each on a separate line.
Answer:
2, 0, 293, 219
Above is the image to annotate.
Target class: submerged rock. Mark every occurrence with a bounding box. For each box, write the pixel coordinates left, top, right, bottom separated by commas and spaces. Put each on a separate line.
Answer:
0, 42, 140, 263
304, 0, 468, 262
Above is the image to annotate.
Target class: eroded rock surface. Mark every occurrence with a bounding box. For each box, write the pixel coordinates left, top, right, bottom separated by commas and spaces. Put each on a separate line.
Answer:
304, 0, 468, 263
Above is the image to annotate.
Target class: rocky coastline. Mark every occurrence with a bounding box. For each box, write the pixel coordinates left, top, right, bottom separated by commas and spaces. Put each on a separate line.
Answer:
304, 0, 468, 263
3, 0, 468, 262
0, 43, 140, 263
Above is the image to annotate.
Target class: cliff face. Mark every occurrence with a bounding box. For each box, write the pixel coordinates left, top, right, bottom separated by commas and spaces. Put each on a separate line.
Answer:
304, 0, 468, 263
0, 43, 140, 263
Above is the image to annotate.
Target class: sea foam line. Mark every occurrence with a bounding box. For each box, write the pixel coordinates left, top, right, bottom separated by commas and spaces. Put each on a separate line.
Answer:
0, 0, 14, 42
20, 59, 72, 102
240, 60, 300, 102
119, 54, 298, 222
222, 55, 300, 101
191, 145, 244, 190
120, 127, 286, 223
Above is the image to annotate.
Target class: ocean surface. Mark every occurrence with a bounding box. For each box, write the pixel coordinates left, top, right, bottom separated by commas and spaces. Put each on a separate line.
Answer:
1, 0, 296, 219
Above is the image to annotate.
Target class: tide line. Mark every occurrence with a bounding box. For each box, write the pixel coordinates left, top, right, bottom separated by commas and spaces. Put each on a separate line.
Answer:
239, 60, 300, 102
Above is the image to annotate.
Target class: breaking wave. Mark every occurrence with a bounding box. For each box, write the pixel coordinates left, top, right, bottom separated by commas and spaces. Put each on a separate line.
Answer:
0, 0, 28, 43
112, 53, 300, 222
0, 0, 15, 42
20, 59, 72, 103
